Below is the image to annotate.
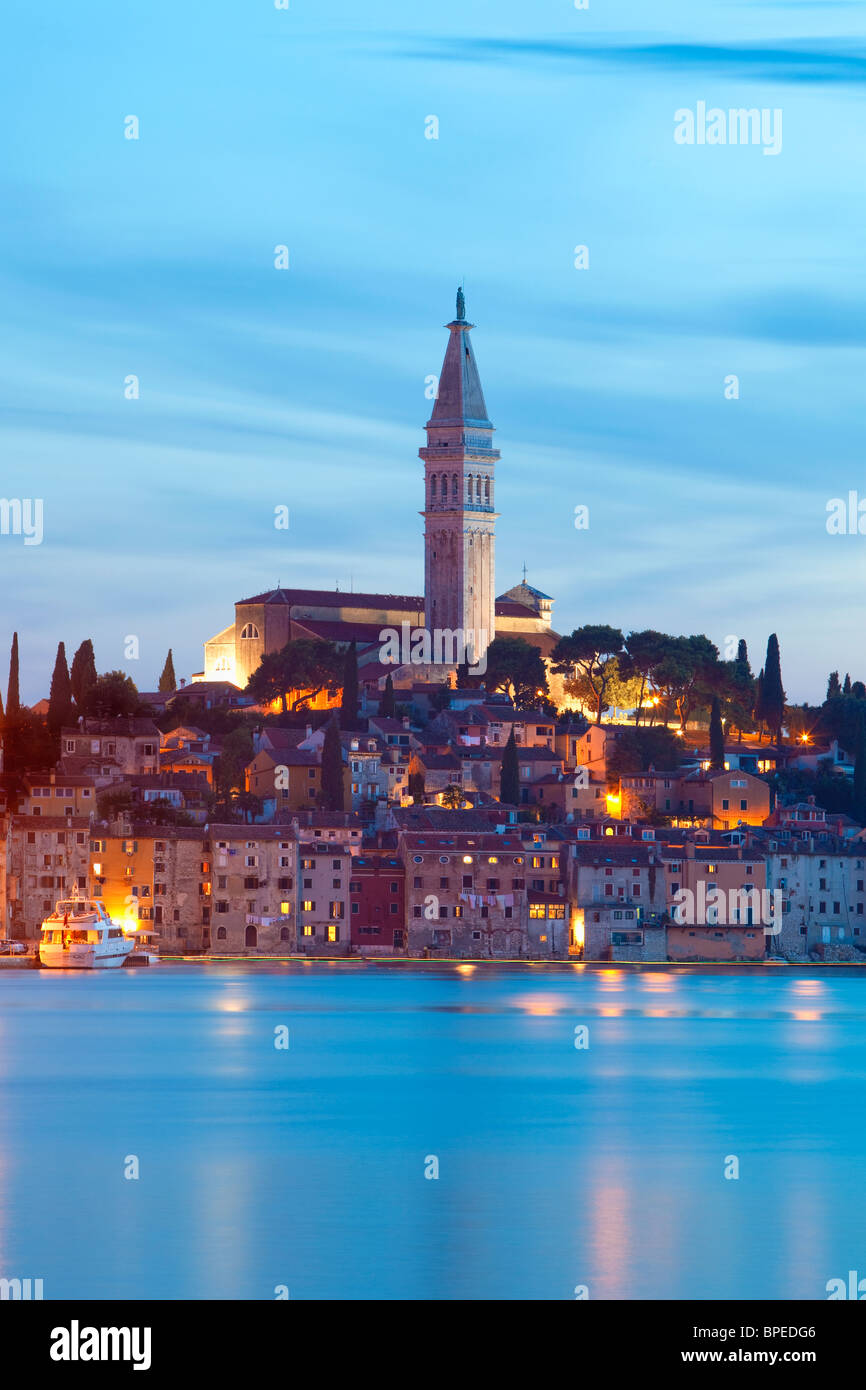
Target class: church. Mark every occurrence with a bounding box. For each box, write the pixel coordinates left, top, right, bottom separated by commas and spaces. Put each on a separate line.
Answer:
195, 290, 562, 698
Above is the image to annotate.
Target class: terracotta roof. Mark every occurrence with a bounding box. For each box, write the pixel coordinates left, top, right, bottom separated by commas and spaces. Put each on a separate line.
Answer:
239, 587, 424, 609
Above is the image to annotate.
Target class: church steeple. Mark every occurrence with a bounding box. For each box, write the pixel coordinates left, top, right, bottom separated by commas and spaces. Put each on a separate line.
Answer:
420, 289, 499, 663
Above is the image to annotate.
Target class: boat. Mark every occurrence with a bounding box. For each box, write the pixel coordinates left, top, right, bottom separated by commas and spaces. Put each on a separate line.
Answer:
38, 895, 137, 969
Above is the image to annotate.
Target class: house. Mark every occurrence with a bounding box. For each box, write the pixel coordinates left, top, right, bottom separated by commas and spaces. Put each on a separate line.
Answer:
400, 832, 529, 957
348, 854, 405, 953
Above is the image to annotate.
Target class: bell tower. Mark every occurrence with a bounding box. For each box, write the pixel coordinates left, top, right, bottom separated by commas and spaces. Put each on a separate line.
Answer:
420, 288, 499, 664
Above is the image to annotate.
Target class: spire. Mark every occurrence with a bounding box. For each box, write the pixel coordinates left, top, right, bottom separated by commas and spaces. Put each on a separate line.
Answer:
429, 286, 491, 427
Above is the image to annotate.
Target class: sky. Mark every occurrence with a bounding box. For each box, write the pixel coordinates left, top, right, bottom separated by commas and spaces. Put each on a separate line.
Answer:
1, 0, 864, 705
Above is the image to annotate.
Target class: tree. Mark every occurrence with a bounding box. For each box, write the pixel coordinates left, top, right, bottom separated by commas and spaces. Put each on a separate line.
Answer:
753, 669, 765, 737
320, 717, 344, 811
622, 630, 669, 723
843, 673, 852, 697
709, 696, 725, 770
649, 635, 719, 731
47, 641, 74, 739
6, 632, 20, 720
726, 641, 756, 741
245, 639, 342, 713
430, 682, 451, 713
70, 639, 97, 712
380, 673, 396, 717
407, 758, 425, 804
85, 671, 141, 719
827, 671, 842, 701
551, 625, 624, 723
853, 682, 866, 701
482, 636, 548, 706
500, 727, 520, 805
339, 641, 358, 730
214, 726, 254, 816
762, 634, 786, 748
440, 784, 464, 809
159, 649, 177, 693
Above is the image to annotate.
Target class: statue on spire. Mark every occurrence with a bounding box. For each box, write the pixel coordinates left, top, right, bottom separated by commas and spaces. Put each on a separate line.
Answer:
456, 285, 466, 321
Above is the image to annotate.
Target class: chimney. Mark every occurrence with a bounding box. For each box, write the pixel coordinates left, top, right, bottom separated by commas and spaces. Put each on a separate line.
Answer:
306, 724, 313, 741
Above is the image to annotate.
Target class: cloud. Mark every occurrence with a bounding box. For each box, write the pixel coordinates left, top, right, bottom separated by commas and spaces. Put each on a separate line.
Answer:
398, 37, 866, 87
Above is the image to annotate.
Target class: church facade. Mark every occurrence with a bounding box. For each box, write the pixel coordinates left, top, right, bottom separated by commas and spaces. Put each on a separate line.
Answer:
196, 290, 561, 693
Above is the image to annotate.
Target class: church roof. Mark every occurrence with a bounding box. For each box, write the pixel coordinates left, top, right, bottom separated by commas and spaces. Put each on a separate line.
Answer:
238, 587, 424, 610
428, 288, 492, 428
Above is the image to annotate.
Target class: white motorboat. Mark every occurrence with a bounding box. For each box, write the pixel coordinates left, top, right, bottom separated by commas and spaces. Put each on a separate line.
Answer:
38, 896, 136, 969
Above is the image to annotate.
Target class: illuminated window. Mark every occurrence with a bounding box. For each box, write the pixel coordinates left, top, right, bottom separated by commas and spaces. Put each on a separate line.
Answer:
240, 624, 260, 639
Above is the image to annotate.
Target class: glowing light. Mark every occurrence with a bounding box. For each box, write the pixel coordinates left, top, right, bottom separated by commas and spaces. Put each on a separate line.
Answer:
571, 909, 585, 949
800, 734, 810, 744
462, 855, 473, 864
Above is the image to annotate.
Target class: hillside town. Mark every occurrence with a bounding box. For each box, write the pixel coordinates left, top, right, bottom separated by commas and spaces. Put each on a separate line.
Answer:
1, 626, 865, 964
2, 292, 865, 965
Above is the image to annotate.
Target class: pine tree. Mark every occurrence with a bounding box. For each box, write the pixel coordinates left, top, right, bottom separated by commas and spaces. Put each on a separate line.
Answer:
827, 671, 841, 701
70, 639, 97, 714
158, 649, 177, 693
7, 631, 20, 719
709, 696, 725, 770
854, 717, 866, 827
320, 717, 344, 812
48, 641, 74, 738
500, 727, 520, 806
762, 634, 786, 747
340, 641, 358, 730
380, 673, 395, 717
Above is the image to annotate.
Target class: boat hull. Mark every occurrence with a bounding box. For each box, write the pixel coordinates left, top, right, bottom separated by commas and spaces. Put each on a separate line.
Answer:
39, 944, 134, 970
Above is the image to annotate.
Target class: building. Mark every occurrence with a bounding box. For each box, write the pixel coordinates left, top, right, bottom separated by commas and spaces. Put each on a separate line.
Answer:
401, 831, 529, 957
197, 291, 562, 692
7, 815, 90, 940
60, 719, 160, 777
662, 841, 767, 961
348, 853, 405, 953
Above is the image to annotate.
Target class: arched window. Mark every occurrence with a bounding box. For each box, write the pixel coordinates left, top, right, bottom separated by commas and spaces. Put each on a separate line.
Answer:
484, 476, 490, 503
214, 656, 231, 672
467, 473, 473, 502
430, 474, 437, 500
217, 926, 226, 940
451, 474, 458, 500
240, 623, 259, 640
245, 925, 258, 948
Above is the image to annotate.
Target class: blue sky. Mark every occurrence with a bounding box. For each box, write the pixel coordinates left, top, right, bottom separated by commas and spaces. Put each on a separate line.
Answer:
2, 0, 864, 704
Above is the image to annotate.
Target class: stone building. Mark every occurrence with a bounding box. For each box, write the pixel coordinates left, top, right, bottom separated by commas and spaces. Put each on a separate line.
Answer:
401, 830, 529, 957
6, 815, 91, 940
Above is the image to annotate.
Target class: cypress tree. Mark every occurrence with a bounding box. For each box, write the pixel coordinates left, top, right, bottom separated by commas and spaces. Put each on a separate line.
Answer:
500, 727, 520, 806
735, 639, 752, 679
320, 717, 344, 812
70, 639, 97, 714
380, 673, 396, 717
48, 641, 74, 738
709, 696, 725, 770
7, 631, 20, 719
158, 649, 177, 693
753, 669, 765, 736
843, 673, 852, 697
339, 641, 358, 730
827, 671, 841, 701
762, 634, 786, 747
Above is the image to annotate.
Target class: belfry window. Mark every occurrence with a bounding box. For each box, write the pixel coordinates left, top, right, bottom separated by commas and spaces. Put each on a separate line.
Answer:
430, 475, 437, 500
467, 474, 473, 502
240, 624, 260, 640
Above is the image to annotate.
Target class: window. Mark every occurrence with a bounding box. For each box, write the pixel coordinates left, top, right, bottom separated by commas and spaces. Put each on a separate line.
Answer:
302, 901, 315, 912
240, 624, 260, 639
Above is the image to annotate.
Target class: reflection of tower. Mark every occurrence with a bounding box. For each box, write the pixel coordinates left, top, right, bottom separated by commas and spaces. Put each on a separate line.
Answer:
420, 288, 499, 661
